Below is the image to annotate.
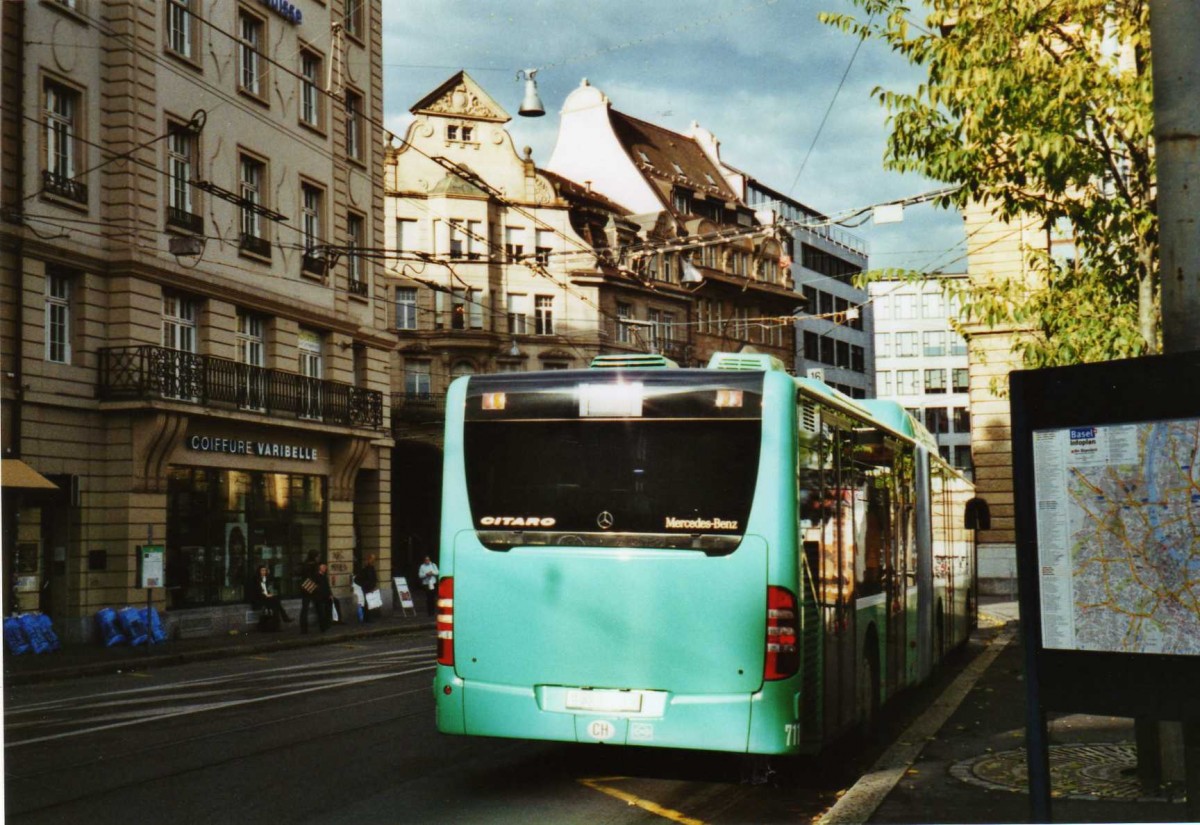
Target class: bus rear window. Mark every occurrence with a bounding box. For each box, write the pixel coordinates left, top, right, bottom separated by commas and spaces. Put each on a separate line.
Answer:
464, 417, 761, 552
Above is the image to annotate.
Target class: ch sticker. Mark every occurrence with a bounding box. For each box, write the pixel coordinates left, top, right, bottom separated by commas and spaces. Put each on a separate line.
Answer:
587, 719, 616, 741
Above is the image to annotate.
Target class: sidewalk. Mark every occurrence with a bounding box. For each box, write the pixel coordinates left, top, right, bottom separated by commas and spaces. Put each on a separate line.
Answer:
845, 597, 1187, 824
3, 606, 436, 686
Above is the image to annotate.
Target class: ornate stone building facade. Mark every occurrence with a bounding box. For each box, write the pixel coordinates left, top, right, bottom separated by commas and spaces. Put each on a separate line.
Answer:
384, 73, 801, 564
0, 0, 393, 640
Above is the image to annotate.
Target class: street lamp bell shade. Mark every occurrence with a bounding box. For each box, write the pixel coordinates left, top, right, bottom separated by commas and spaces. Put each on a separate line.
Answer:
518, 68, 545, 117
681, 258, 704, 285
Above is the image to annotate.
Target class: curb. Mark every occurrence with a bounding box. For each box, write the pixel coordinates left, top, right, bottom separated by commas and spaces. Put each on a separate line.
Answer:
4, 621, 436, 686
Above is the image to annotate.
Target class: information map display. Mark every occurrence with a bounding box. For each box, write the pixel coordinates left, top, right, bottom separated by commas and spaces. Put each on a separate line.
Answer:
1032, 418, 1200, 656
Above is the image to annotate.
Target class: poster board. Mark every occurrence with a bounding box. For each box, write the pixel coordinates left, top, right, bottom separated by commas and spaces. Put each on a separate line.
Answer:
139, 545, 165, 588
394, 576, 416, 616
1011, 351, 1200, 721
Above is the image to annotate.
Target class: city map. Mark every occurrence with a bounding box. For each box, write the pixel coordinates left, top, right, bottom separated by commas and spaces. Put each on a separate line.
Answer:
1032, 419, 1200, 656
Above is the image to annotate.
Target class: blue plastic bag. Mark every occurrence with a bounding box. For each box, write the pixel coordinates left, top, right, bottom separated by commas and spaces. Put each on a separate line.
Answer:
95, 607, 127, 647
4, 616, 30, 656
117, 606, 149, 646
139, 606, 168, 644
18, 613, 51, 654
36, 613, 62, 651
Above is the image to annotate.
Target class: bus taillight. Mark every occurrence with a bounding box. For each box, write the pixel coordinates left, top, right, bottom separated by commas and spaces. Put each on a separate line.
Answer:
437, 576, 455, 666
765, 585, 799, 680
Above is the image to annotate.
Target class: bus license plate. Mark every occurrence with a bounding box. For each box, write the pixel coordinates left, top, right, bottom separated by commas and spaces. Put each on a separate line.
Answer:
566, 689, 642, 713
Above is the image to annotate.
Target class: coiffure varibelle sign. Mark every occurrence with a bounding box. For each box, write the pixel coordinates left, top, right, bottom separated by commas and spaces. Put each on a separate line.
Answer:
187, 435, 318, 462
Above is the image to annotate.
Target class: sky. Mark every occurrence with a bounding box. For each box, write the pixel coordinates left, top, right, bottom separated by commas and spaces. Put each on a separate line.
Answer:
380, 0, 966, 274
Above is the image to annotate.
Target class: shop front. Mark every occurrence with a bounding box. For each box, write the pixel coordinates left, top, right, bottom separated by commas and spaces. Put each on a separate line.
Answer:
166, 466, 326, 609
163, 427, 335, 626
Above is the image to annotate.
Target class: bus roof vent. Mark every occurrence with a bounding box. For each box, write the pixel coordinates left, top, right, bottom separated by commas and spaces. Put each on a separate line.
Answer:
589, 353, 678, 370
707, 352, 789, 372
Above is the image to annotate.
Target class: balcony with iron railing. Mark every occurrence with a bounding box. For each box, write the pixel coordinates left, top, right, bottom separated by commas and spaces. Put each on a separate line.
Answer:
391, 392, 445, 430
98, 346, 383, 429
43, 169, 88, 205
239, 232, 272, 259
166, 205, 204, 234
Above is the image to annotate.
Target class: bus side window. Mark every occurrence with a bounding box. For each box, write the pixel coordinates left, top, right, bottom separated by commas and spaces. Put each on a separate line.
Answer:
893, 447, 917, 587
798, 419, 843, 606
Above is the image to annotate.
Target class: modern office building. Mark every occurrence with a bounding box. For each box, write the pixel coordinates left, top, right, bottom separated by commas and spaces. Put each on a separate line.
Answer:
0, 0, 393, 640
741, 179, 872, 397
869, 274, 973, 476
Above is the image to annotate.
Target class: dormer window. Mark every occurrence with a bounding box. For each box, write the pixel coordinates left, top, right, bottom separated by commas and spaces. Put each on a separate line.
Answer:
704, 172, 717, 185
671, 162, 684, 175
637, 150, 651, 163
672, 188, 693, 215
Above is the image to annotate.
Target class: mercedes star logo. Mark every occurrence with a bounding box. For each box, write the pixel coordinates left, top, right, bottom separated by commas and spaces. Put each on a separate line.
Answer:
596, 511, 615, 530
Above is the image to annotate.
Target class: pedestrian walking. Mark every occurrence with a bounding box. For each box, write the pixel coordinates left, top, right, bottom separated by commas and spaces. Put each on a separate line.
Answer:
298, 550, 320, 634
418, 555, 439, 617
356, 554, 381, 622
312, 561, 334, 632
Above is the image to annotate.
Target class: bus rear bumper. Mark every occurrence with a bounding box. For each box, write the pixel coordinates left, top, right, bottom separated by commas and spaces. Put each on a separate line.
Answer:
434, 666, 802, 755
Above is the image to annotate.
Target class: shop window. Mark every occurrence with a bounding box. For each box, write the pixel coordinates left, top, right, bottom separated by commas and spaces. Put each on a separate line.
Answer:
166, 468, 327, 608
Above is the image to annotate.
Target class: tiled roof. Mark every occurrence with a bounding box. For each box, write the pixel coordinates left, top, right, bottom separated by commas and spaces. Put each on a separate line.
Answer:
608, 111, 738, 204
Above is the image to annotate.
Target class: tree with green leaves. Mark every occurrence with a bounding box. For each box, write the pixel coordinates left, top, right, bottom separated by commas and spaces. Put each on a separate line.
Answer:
823, 0, 1156, 367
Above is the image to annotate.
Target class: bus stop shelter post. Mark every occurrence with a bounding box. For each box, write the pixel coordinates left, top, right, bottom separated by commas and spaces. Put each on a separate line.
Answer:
1017, 542, 1052, 822
1150, 0, 1200, 808
1186, 722, 1200, 822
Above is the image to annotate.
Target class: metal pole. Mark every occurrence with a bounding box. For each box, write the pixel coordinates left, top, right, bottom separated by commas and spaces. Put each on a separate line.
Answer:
1149, 2, 1200, 814
1152, 0, 1200, 352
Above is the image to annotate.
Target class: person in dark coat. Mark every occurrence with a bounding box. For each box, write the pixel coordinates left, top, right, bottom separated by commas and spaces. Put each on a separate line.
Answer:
355, 554, 380, 622
313, 562, 334, 632
298, 550, 320, 634
248, 564, 292, 625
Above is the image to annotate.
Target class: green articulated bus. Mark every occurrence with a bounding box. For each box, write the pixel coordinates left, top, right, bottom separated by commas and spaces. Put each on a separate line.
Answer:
433, 351, 980, 755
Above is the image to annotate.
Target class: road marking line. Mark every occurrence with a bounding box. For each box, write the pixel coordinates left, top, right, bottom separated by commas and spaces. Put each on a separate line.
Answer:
817, 627, 1016, 825
4, 665, 436, 749
579, 777, 705, 825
